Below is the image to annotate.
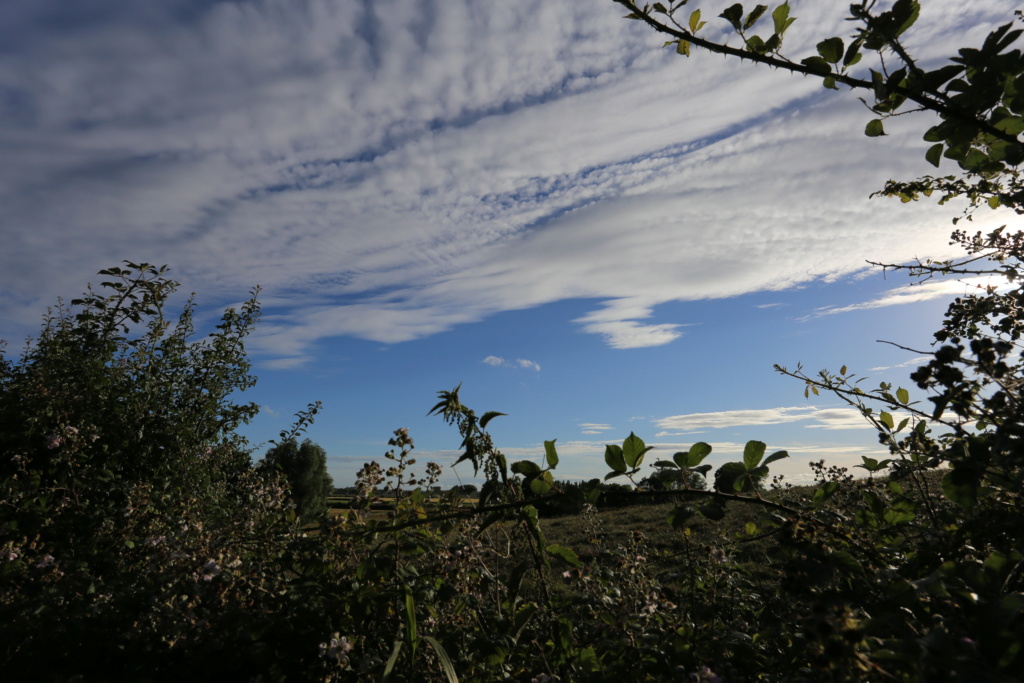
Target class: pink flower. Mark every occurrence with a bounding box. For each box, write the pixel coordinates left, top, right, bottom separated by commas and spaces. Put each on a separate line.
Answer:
44, 434, 62, 449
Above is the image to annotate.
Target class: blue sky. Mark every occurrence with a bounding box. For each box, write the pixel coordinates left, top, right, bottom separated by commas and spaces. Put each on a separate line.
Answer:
0, 0, 1016, 486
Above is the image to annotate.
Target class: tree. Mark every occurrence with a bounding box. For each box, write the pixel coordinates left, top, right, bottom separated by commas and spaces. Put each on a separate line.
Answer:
262, 438, 334, 523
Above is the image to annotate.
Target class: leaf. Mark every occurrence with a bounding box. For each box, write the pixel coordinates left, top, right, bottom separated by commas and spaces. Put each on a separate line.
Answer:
669, 504, 696, 528
890, 0, 920, 38
828, 550, 865, 576
865, 119, 886, 137
480, 411, 506, 429
879, 411, 895, 429
544, 439, 559, 468
699, 502, 727, 521
925, 143, 943, 168
511, 460, 542, 477
677, 40, 691, 57
800, 55, 831, 74
762, 450, 789, 466
816, 37, 844, 64
382, 640, 404, 681
604, 444, 626, 473
688, 9, 705, 33
743, 5, 768, 30
896, 387, 910, 404
546, 544, 582, 567
720, 4, 744, 32
743, 440, 766, 469
855, 456, 893, 473
677, 442, 713, 468
622, 432, 653, 468
421, 636, 460, 683
771, 2, 795, 37
942, 467, 980, 510
529, 472, 554, 495
654, 459, 679, 468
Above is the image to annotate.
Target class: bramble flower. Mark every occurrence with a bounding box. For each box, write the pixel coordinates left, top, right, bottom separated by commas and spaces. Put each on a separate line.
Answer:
201, 559, 221, 581
689, 666, 723, 683
319, 633, 354, 665
35, 554, 55, 569
45, 433, 62, 449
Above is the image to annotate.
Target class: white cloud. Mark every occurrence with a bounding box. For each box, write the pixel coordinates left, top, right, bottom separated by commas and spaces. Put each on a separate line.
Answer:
655, 405, 908, 433
579, 423, 613, 435
0, 0, 1013, 360
482, 355, 540, 371
807, 276, 1012, 319
871, 356, 932, 372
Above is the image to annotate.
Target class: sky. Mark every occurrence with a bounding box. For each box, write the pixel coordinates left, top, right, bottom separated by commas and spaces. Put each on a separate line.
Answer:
1, 0, 1017, 487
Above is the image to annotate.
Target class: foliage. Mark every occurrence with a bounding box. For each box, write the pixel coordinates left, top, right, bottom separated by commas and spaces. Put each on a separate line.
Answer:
261, 438, 334, 523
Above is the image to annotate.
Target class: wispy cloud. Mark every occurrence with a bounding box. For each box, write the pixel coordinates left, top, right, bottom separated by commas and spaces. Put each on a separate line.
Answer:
0, 0, 1012, 362
483, 356, 540, 371
805, 276, 1011, 320
654, 405, 905, 433
870, 356, 932, 372
579, 423, 613, 435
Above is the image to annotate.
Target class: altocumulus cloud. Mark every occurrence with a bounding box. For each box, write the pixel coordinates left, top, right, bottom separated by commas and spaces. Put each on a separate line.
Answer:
654, 406, 907, 434
0, 0, 1013, 366
483, 356, 541, 371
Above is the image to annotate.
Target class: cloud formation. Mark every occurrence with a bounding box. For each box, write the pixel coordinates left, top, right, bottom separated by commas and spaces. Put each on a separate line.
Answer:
0, 0, 1013, 367
654, 405, 905, 434
483, 356, 540, 371
807, 276, 1012, 319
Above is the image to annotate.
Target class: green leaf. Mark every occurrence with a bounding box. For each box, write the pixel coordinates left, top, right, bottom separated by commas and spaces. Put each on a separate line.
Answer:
855, 456, 893, 473
879, 411, 895, 429
546, 544, 582, 567
865, 119, 886, 137
925, 143, 943, 167
771, 2, 795, 37
420, 636, 460, 683
529, 471, 554, 495
816, 37, 844, 64
677, 442, 712, 468
762, 450, 789, 466
622, 432, 653, 468
896, 387, 910, 404
677, 40, 691, 57
890, 0, 920, 38
800, 55, 831, 74
654, 459, 679, 468
383, 640, 404, 681
744, 5, 768, 30
743, 440, 766, 469
480, 411, 506, 429
605, 444, 626, 473
669, 504, 696, 528
720, 4, 744, 32
699, 502, 727, 521
544, 439, 559, 468
828, 550, 865, 576
511, 460, 542, 477
688, 9, 705, 33
942, 467, 980, 510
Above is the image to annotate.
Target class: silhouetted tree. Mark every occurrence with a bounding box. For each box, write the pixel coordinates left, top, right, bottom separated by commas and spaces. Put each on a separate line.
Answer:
262, 438, 333, 523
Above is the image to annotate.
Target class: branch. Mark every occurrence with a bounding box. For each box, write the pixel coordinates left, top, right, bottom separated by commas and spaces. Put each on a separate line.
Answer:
613, 1, 1020, 146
